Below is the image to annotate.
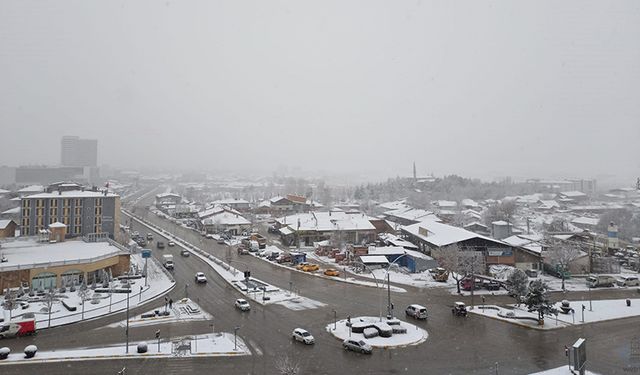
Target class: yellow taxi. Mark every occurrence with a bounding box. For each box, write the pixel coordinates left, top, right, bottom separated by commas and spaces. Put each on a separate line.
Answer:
324, 268, 340, 277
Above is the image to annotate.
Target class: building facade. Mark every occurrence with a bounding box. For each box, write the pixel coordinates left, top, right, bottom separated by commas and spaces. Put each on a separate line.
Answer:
61, 136, 98, 167
20, 188, 120, 239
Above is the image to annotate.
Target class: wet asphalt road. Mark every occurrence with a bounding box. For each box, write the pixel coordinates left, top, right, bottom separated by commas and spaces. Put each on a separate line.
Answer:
2, 187, 639, 375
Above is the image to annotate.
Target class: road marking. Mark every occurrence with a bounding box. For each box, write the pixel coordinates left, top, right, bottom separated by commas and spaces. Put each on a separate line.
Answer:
248, 339, 263, 356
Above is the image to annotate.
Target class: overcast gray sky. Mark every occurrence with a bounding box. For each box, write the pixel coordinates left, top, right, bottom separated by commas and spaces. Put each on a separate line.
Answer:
1, 1, 639, 183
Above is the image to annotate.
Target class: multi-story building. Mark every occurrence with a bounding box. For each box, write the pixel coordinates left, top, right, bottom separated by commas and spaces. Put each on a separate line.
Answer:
61, 136, 98, 167
20, 187, 120, 239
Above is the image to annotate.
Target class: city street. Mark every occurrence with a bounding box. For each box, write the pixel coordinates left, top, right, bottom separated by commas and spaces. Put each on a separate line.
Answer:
2, 187, 638, 374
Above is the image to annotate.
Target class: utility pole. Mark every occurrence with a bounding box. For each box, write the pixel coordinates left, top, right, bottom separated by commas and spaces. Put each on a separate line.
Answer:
387, 273, 392, 318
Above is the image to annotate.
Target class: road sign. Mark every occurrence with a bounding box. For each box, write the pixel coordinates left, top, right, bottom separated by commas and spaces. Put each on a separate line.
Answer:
573, 338, 587, 375
141, 249, 151, 258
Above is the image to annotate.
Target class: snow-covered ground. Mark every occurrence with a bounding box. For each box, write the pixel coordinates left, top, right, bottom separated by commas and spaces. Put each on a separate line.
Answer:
529, 366, 600, 375
124, 211, 326, 310
470, 298, 640, 330
0, 333, 249, 365
326, 316, 428, 348
1, 253, 175, 329
106, 298, 211, 328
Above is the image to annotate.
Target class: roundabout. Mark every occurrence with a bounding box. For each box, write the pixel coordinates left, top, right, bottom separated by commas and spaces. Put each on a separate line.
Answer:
325, 316, 428, 349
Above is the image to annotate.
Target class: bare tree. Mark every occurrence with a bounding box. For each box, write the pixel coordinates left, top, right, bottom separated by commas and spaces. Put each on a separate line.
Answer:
77, 287, 91, 320
546, 243, 583, 291
2, 288, 16, 321
275, 355, 300, 375
432, 246, 485, 294
44, 289, 56, 328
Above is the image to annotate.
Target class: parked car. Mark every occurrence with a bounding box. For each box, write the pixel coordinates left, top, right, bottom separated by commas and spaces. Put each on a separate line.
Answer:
181, 249, 190, 257
296, 263, 310, 270
324, 269, 340, 277
157, 241, 165, 249
460, 277, 482, 291
237, 247, 250, 255
168, 241, 175, 247
482, 280, 501, 291
302, 264, 319, 272
342, 339, 372, 354
195, 272, 207, 283
616, 275, 640, 287
235, 298, 251, 311
292, 328, 315, 345
405, 304, 428, 320
147, 233, 153, 240
586, 275, 616, 288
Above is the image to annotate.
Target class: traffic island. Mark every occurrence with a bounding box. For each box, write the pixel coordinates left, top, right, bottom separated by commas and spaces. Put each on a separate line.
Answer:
326, 316, 428, 349
0, 333, 250, 365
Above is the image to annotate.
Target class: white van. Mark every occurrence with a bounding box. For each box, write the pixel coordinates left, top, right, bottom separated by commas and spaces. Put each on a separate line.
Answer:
586, 275, 616, 288
616, 275, 640, 287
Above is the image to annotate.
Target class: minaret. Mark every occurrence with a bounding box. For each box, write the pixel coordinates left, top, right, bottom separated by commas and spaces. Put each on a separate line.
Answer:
413, 162, 417, 181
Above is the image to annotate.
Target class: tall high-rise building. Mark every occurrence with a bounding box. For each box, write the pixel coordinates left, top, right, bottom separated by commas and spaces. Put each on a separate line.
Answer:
61, 136, 98, 167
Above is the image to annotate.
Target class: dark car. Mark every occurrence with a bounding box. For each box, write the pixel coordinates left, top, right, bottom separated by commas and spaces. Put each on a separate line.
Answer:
157, 241, 165, 249
482, 280, 501, 291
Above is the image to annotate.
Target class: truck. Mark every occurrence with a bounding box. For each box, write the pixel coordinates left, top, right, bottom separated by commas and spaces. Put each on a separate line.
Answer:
250, 233, 267, 249
0, 318, 36, 339
163, 254, 174, 270
586, 275, 616, 288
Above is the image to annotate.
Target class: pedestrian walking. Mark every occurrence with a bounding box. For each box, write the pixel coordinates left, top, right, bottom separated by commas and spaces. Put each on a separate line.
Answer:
169, 298, 173, 309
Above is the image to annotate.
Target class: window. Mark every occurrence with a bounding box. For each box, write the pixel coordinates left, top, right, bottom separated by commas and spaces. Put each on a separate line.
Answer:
22, 199, 31, 208
36, 199, 44, 208
50, 199, 58, 208
63, 198, 70, 207
75, 198, 83, 207
95, 198, 103, 206
75, 206, 82, 215
74, 225, 81, 234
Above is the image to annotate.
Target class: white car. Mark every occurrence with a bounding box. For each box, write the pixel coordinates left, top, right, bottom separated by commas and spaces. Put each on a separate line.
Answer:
195, 272, 207, 283
292, 328, 315, 345
168, 241, 175, 247
235, 298, 250, 311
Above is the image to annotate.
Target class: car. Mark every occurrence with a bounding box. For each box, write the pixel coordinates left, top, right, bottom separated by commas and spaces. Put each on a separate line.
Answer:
181, 249, 190, 257
147, 233, 153, 240
324, 268, 340, 277
342, 339, 372, 354
617, 276, 640, 287
292, 328, 315, 345
295, 263, 309, 270
235, 298, 250, 311
157, 241, 165, 249
217, 238, 226, 245
482, 280, 501, 291
195, 272, 207, 283
405, 304, 428, 320
168, 241, 175, 247
302, 264, 319, 272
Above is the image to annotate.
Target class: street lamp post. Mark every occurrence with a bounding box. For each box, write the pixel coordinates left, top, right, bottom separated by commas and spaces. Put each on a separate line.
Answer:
125, 290, 130, 354
185, 283, 189, 299
588, 286, 592, 311
332, 309, 337, 330
234, 326, 240, 351
381, 252, 410, 320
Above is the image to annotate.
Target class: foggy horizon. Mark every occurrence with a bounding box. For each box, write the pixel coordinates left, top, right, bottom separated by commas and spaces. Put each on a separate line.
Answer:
1, 1, 639, 185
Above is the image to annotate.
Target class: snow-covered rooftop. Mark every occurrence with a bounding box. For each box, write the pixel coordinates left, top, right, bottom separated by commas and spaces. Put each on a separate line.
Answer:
560, 191, 587, 197
402, 220, 504, 248
0, 239, 127, 271
275, 211, 376, 232
359, 255, 390, 264
0, 219, 16, 229
211, 198, 249, 205
202, 211, 251, 226
1, 207, 20, 215
17, 185, 44, 193
571, 217, 599, 226
24, 190, 118, 199
377, 199, 409, 211
367, 246, 433, 260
